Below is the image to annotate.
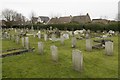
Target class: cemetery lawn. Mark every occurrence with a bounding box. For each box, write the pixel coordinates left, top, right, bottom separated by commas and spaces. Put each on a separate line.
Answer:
2, 36, 118, 78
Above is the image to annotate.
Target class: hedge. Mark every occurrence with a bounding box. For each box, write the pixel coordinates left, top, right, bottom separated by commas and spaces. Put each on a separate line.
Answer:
2, 22, 120, 31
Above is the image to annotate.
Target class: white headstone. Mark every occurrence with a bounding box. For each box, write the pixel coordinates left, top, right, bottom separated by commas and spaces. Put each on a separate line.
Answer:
72, 37, 77, 48
21, 37, 25, 47
72, 49, 83, 72
38, 31, 41, 39
38, 42, 44, 55
60, 36, 64, 45
16, 36, 19, 44
50, 45, 58, 62
44, 34, 48, 41
25, 37, 29, 49
33, 33, 36, 37
51, 34, 56, 42
105, 41, 113, 56
86, 39, 92, 51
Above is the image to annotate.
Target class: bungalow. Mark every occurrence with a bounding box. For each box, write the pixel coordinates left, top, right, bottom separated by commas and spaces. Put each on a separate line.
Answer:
47, 13, 91, 24
58, 16, 72, 24
47, 17, 59, 24
71, 13, 91, 24
38, 16, 50, 24
92, 19, 109, 24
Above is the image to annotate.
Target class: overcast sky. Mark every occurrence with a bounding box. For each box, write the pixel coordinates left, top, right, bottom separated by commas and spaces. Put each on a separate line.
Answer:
0, 0, 119, 20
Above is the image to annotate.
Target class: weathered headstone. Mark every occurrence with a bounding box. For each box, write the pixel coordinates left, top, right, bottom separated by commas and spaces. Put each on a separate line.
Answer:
72, 49, 83, 72
50, 45, 58, 62
105, 41, 113, 56
25, 37, 29, 49
60, 36, 64, 45
86, 33, 90, 39
21, 37, 25, 47
51, 34, 56, 42
38, 31, 41, 39
33, 32, 36, 37
72, 37, 77, 48
38, 42, 44, 55
86, 39, 92, 51
16, 36, 20, 44
44, 34, 48, 41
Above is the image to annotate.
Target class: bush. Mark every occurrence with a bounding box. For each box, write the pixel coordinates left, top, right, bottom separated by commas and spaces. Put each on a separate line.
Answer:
2, 22, 119, 31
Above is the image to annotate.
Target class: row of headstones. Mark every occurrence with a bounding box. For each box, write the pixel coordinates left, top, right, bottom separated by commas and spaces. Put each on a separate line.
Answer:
38, 42, 83, 72
38, 40, 113, 72
71, 37, 113, 56
86, 38, 113, 55
9, 33, 114, 56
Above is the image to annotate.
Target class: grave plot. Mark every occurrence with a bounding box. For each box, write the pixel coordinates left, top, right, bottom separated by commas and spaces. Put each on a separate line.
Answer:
1, 48, 35, 58
92, 39, 113, 49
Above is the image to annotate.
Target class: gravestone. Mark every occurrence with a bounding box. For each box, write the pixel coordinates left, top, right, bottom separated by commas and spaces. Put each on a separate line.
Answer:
25, 37, 29, 49
21, 37, 25, 47
86, 39, 92, 51
38, 31, 41, 39
38, 42, 44, 55
51, 34, 56, 42
60, 36, 64, 45
72, 49, 83, 72
105, 41, 113, 56
33, 32, 36, 37
86, 33, 90, 39
72, 37, 77, 48
44, 34, 48, 41
16, 36, 20, 44
50, 45, 58, 62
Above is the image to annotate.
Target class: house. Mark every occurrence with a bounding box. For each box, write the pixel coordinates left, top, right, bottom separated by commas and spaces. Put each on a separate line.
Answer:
47, 17, 59, 24
38, 16, 49, 24
71, 13, 91, 24
58, 16, 72, 24
31, 17, 38, 24
47, 13, 91, 24
1, 20, 6, 26
92, 19, 109, 24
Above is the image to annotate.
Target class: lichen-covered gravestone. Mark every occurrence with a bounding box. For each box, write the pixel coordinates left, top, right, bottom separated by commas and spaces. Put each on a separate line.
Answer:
105, 41, 113, 56
25, 37, 29, 49
71, 37, 77, 48
38, 42, 44, 55
86, 39, 92, 51
21, 37, 25, 47
72, 49, 83, 72
50, 45, 58, 62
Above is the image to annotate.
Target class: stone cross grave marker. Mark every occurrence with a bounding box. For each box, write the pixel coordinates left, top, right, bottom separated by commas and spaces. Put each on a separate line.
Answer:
72, 37, 77, 48
50, 45, 58, 62
105, 41, 113, 56
72, 49, 83, 72
86, 39, 92, 51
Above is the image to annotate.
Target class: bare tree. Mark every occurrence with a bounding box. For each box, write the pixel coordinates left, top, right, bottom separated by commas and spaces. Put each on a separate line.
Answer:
2, 9, 26, 26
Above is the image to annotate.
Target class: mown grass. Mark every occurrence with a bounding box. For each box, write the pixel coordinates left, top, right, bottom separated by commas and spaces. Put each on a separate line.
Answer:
2, 31, 118, 78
